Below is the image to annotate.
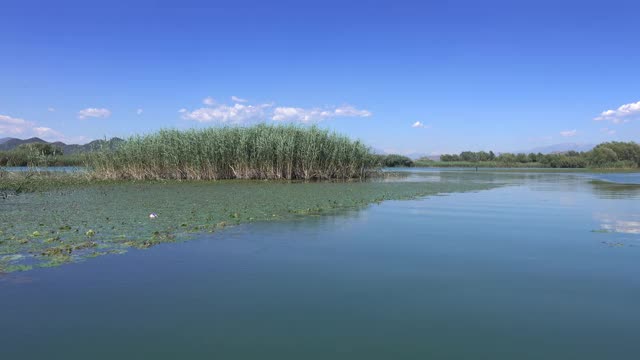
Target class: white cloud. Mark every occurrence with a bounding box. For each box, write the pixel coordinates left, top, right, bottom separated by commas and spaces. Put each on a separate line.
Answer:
182, 103, 272, 124
203, 96, 216, 106
271, 107, 324, 122
594, 100, 640, 123
600, 127, 616, 135
182, 99, 371, 125
136, 108, 143, 115
47, 107, 56, 112
78, 108, 111, 120
411, 121, 427, 128
0, 114, 66, 141
560, 129, 577, 137
272, 105, 371, 123
0, 114, 31, 134
33, 127, 64, 138
333, 105, 372, 117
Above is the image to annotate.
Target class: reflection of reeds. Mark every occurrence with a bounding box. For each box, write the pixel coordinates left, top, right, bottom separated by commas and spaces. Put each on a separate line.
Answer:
88, 124, 379, 180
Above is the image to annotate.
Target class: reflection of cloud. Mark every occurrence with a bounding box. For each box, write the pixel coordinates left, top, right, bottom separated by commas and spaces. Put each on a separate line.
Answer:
597, 213, 640, 234
602, 220, 640, 234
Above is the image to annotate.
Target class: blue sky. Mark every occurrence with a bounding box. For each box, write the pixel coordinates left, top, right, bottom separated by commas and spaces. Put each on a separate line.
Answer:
1, 0, 639, 154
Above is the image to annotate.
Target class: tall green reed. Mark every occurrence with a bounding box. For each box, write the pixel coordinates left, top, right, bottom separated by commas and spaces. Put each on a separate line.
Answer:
88, 124, 380, 180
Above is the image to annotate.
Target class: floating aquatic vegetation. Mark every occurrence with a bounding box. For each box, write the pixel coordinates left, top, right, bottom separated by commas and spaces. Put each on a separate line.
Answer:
0, 178, 500, 272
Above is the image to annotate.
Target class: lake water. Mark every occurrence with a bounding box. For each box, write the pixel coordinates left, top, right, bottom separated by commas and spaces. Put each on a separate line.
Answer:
1, 170, 639, 359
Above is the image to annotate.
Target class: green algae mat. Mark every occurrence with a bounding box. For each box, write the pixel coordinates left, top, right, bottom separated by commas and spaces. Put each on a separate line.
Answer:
0, 178, 499, 272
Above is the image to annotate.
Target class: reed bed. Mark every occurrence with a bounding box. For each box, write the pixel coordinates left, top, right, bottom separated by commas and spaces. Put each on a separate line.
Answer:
89, 125, 380, 180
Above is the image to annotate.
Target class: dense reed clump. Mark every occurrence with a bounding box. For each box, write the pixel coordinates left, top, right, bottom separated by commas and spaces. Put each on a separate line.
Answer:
88, 124, 380, 180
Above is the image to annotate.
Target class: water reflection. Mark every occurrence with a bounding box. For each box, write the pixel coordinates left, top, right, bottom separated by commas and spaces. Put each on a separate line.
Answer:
588, 181, 640, 200
596, 214, 640, 234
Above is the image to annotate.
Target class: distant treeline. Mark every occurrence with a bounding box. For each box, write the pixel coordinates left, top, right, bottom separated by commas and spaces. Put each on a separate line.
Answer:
417, 142, 640, 168
0, 138, 124, 167
377, 154, 414, 167
0, 143, 85, 167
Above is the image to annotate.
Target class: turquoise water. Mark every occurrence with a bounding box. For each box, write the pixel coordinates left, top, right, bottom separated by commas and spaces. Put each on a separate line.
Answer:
1, 171, 639, 359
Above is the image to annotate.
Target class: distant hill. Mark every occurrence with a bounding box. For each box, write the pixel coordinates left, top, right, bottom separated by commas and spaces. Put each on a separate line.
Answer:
372, 148, 431, 160
419, 155, 441, 161
0, 137, 48, 151
403, 152, 430, 160
0, 137, 124, 153
521, 143, 596, 154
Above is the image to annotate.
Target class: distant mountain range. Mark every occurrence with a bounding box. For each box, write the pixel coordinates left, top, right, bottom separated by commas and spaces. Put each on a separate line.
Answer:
0, 137, 124, 153
518, 143, 597, 155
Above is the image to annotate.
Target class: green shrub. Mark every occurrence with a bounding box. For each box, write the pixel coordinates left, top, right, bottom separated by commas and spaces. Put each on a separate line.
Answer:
380, 154, 414, 167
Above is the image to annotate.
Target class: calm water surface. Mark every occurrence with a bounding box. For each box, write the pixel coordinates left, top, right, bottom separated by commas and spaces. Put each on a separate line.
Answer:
1, 170, 639, 359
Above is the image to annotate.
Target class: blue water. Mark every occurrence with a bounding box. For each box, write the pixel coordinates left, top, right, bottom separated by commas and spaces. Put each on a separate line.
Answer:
585, 172, 640, 184
386, 167, 640, 185
1, 171, 639, 359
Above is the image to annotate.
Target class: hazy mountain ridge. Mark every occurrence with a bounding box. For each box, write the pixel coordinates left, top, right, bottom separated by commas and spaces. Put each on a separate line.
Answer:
0, 137, 124, 153
519, 143, 596, 155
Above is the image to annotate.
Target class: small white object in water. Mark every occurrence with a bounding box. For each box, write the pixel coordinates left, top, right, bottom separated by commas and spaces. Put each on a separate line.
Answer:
149, 213, 158, 219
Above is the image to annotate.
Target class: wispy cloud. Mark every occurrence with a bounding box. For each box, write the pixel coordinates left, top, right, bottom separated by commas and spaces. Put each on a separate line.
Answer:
271, 105, 371, 123
182, 103, 273, 124
33, 127, 64, 138
594, 100, 640, 123
600, 127, 616, 135
78, 108, 111, 120
333, 105, 371, 118
560, 129, 577, 137
203, 96, 216, 106
182, 98, 372, 125
0, 114, 31, 135
136, 108, 143, 115
0, 113, 65, 140
411, 121, 428, 128
47, 107, 56, 112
